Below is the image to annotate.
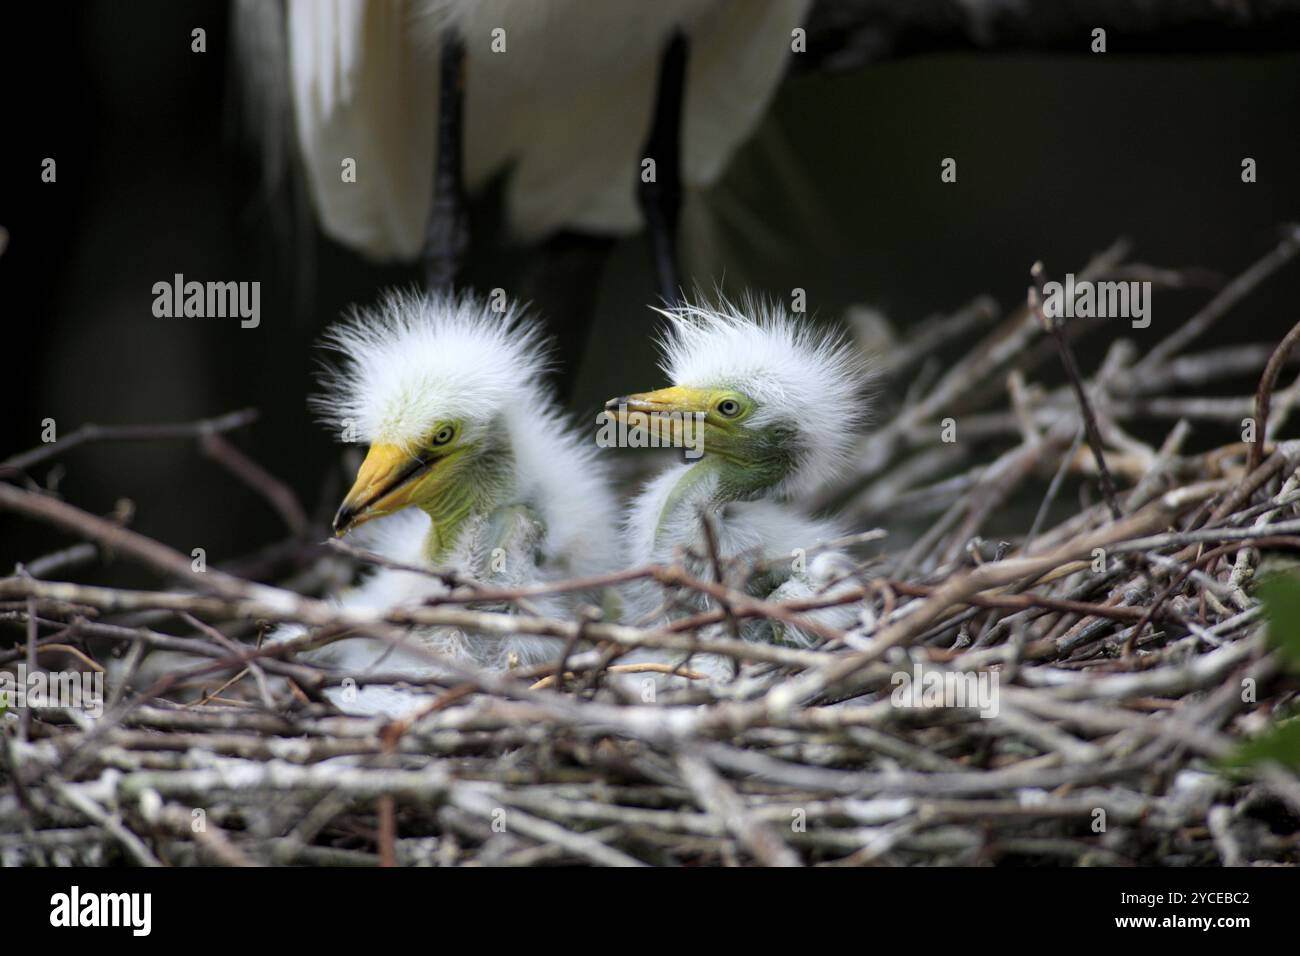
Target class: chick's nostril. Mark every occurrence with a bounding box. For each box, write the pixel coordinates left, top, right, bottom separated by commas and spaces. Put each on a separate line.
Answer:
605, 397, 629, 411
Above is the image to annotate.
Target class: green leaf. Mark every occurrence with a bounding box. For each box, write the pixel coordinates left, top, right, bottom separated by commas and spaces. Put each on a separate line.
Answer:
1221, 717, 1300, 771
1217, 575, 1300, 774
1257, 574, 1300, 666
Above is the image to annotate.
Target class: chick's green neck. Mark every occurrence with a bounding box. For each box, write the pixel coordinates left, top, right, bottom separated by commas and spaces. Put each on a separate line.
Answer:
420, 440, 516, 564
655, 433, 796, 542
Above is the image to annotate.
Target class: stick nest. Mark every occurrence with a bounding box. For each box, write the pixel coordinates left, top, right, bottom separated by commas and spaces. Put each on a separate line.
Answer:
4, 232, 1300, 866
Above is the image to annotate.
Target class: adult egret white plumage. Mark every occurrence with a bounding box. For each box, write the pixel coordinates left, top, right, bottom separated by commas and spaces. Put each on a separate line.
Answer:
606, 298, 871, 665
284, 291, 618, 714
235, 0, 811, 297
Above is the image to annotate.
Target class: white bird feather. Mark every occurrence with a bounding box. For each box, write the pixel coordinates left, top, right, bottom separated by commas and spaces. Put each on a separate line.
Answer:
616, 298, 873, 677
239, 0, 811, 260
279, 291, 619, 714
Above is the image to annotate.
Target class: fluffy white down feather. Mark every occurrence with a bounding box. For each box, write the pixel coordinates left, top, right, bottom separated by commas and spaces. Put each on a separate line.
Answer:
273, 0, 811, 258
277, 292, 619, 716
656, 298, 872, 496
620, 300, 872, 674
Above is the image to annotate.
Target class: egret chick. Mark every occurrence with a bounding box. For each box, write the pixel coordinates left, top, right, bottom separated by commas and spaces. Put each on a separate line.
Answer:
291, 291, 617, 714
607, 298, 872, 668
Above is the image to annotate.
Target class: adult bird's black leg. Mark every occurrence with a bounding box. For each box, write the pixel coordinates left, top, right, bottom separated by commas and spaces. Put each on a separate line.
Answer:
422, 30, 469, 293
638, 29, 689, 306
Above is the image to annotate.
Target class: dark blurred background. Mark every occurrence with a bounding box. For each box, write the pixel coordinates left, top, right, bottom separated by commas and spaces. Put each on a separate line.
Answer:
2, 1, 1298, 581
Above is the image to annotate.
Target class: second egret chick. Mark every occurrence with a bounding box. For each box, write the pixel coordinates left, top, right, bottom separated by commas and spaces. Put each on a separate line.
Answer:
606, 298, 872, 663
295, 291, 617, 714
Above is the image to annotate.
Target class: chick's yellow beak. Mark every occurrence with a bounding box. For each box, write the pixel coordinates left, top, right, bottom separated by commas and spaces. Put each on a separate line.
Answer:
604, 385, 714, 417
333, 443, 431, 536
604, 386, 717, 452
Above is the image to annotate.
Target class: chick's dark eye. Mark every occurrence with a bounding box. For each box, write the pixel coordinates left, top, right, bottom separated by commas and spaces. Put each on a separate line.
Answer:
716, 399, 741, 418
431, 426, 455, 446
